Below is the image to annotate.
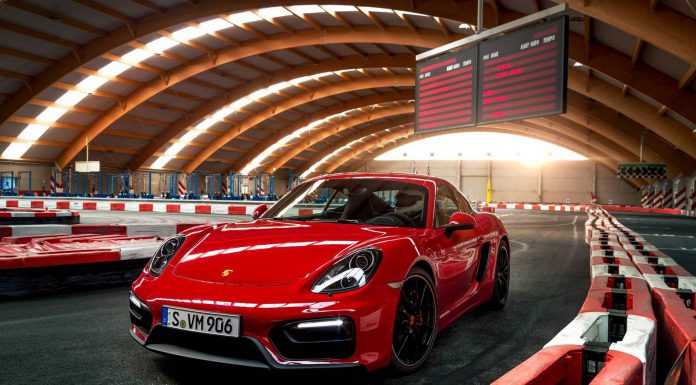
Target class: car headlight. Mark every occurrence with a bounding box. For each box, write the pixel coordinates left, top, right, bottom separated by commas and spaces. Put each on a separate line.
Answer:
147, 235, 186, 277
311, 248, 382, 294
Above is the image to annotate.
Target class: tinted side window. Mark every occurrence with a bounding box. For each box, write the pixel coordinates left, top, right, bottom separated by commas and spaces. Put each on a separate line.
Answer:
455, 191, 474, 214
434, 185, 459, 228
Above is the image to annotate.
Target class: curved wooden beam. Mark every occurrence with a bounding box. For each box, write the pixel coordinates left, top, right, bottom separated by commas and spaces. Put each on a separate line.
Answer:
0, 0, 489, 130
297, 120, 416, 175
563, 91, 696, 175
324, 123, 619, 175
264, 106, 414, 172
568, 33, 696, 124
548, 115, 680, 179
567, 67, 696, 160
128, 54, 414, 170
54, 26, 453, 170
183, 74, 414, 173
320, 121, 615, 173
227, 90, 414, 173
282, 92, 674, 177
558, 0, 696, 66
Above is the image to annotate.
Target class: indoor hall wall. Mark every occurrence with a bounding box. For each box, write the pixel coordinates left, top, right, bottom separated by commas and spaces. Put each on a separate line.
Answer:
0, 163, 53, 193
361, 159, 640, 205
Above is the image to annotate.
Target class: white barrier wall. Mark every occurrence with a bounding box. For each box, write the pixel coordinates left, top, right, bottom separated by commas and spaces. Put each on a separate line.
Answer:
361, 160, 640, 204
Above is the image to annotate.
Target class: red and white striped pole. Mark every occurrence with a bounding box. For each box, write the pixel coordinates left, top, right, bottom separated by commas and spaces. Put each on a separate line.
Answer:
177, 174, 186, 196
640, 187, 649, 207
674, 181, 687, 210
221, 177, 229, 196
662, 181, 673, 208
649, 184, 660, 208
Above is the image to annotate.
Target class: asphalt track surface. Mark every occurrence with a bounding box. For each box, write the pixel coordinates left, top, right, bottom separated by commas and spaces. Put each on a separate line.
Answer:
614, 212, 696, 275
0, 210, 591, 385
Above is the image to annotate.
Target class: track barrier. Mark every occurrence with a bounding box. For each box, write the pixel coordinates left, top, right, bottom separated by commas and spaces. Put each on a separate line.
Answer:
0, 197, 262, 216
492, 206, 696, 384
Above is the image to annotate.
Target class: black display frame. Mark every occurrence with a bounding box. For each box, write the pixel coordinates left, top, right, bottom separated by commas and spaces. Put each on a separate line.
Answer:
414, 45, 478, 134
414, 15, 569, 133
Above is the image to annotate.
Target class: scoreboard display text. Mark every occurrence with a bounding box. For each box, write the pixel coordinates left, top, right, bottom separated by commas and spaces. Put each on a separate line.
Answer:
415, 16, 568, 133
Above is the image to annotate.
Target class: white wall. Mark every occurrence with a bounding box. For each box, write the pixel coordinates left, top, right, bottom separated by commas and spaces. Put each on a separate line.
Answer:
1, 160, 643, 205
360, 159, 640, 205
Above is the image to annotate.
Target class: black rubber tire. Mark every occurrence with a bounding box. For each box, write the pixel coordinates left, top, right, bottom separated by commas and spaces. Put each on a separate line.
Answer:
489, 241, 510, 310
391, 267, 438, 374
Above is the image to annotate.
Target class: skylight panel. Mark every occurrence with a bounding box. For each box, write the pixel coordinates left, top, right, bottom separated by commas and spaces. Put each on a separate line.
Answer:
289, 5, 325, 14
146, 36, 178, 53
151, 156, 171, 169
199, 18, 233, 32
164, 142, 186, 156
76, 75, 108, 92
18, 124, 49, 140
322, 5, 358, 12
98, 61, 131, 77
195, 118, 217, 131
179, 130, 200, 143
55, 90, 88, 107
172, 26, 206, 41
121, 48, 154, 64
227, 11, 263, 25
257, 7, 293, 19
35, 106, 67, 123
2, 142, 32, 159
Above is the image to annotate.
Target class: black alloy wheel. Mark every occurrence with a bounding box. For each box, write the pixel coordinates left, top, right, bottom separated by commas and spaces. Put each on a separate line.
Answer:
391, 267, 437, 373
490, 242, 510, 309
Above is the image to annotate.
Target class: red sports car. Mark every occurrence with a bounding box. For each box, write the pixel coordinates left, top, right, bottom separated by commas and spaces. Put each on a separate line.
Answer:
129, 173, 510, 373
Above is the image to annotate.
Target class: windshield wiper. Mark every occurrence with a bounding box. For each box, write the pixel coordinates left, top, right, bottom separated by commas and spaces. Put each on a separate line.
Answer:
336, 219, 360, 224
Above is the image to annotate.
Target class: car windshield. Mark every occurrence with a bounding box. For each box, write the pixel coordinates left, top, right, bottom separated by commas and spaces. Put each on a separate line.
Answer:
262, 178, 429, 228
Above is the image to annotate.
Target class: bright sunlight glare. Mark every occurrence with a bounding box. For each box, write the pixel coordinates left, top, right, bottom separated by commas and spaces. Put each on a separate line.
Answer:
375, 132, 587, 165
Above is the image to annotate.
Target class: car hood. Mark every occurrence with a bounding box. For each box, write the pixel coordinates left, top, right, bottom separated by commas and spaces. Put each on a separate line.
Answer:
173, 220, 402, 286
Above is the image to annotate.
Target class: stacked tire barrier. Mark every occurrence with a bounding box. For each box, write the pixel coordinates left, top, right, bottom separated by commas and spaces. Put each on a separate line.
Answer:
494, 207, 658, 385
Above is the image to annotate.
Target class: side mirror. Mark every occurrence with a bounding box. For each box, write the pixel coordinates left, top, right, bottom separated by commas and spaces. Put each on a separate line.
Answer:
444, 212, 476, 237
252, 204, 268, 220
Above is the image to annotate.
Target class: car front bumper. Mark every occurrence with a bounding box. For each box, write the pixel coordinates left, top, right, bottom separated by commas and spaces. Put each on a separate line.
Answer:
129, 278, 401, 371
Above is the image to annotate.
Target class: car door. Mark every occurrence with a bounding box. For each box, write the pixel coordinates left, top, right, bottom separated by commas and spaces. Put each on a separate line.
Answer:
431, 183, 481, 314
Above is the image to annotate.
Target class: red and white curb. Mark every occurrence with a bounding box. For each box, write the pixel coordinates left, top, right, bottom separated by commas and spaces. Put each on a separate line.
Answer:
0, 198, 265, 216
480, 202, 587, 212
0, 223, 204, 240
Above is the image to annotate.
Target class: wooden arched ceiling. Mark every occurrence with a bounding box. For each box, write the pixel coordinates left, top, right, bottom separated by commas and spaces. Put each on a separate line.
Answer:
0, 1, 693, 184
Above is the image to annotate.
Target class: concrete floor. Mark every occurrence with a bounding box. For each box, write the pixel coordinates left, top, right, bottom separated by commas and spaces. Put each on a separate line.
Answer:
0, 210, 591, 384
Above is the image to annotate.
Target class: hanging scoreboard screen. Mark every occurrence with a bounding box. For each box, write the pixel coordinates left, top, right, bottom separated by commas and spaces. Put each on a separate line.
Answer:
415, 46, 478, 133
477, 16, 568, 124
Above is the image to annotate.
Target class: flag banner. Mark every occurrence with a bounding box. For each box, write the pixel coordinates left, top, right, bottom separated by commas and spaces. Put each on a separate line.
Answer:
617, 163, 666, 179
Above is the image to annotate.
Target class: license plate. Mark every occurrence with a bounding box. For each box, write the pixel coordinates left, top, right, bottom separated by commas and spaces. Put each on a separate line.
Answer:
162, 307, 240, 337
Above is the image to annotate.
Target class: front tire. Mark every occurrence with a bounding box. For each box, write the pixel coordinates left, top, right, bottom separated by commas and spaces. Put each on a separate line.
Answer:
489, 241, 510, 310
391, 267, 438, 374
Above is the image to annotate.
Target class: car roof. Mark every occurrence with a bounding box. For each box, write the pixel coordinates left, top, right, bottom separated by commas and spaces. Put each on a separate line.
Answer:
306, 172, 448, 186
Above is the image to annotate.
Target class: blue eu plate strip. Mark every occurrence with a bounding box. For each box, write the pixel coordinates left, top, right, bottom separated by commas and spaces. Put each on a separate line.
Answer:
161, 307, 168, 326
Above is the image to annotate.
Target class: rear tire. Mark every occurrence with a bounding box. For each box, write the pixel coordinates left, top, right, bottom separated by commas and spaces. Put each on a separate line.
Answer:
391, 267, 438, 374
489, 241, 510, 310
